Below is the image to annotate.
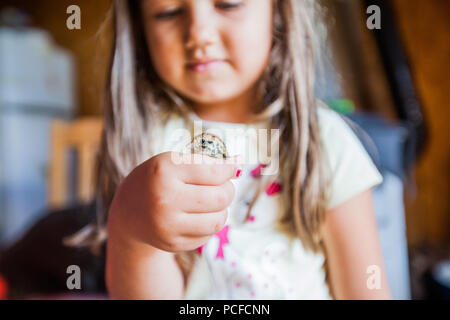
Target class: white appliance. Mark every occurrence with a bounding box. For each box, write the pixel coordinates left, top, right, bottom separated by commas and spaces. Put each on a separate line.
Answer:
0, 27, 75, 247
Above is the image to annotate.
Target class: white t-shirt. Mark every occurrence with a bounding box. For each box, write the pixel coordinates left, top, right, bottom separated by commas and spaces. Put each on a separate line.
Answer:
150, 106, 383, 299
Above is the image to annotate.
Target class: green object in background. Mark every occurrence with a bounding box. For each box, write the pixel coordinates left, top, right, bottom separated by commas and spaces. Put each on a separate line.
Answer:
328, 99, 356, 115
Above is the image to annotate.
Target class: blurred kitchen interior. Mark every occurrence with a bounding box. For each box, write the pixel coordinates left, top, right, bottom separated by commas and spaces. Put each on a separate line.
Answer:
0, 0, 449, 299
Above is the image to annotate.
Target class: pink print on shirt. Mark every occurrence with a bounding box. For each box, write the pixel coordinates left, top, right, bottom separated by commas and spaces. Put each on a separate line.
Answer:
197, 225, 230, 259
215, 225, 229, 259
250, 164, 266, 178
266, 182, 282, 196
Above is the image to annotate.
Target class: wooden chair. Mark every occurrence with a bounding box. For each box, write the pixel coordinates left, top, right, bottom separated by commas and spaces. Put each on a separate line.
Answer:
48, 118, 103, 208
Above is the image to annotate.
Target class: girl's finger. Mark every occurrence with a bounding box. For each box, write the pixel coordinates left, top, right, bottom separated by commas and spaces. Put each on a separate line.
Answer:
178, 181, 235, 213
172, 152, 243, 186
178, 210, 228, 237
177, 235, 214, 252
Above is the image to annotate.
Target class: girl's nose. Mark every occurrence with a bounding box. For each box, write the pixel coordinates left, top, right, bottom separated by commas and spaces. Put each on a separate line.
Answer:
186, 24, 215, 50
185, 5, 218, 51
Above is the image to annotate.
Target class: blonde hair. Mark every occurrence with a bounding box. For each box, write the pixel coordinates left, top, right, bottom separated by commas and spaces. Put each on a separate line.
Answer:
68, 0, 333, 296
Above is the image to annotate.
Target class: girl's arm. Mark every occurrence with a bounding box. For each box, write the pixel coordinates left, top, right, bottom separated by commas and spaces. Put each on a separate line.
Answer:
104, 152, 240, 299
105, 200, 185, 300
320, 189, 393, 299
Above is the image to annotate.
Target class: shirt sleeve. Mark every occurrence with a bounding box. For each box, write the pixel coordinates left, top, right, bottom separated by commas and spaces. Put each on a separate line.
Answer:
318, 108, 383, 210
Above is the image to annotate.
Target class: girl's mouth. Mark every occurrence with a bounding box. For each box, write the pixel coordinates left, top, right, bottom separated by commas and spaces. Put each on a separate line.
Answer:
186, 59, 226, 73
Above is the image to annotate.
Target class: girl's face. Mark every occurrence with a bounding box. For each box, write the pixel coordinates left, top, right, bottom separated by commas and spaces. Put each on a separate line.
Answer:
141, 0, 273, 105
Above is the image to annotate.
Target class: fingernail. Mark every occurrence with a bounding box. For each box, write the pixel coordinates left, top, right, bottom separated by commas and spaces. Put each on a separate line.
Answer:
236, 169, 242, 178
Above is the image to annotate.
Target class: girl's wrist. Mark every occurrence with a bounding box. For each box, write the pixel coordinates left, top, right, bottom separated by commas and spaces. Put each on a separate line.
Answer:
107, 191, 143, 249
107, 192, 164, 256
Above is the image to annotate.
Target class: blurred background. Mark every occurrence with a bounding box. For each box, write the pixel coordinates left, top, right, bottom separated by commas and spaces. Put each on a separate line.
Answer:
0, 0, 448, 300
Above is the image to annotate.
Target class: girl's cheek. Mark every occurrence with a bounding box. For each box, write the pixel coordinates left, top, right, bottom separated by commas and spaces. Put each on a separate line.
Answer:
147, 30, 183, 77
231, 25, 271, 76
227, 5, 272, 73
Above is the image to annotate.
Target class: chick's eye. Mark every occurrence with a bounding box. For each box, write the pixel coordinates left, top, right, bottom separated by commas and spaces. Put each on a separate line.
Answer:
215, 1, 243, 11
154, 8, 183, 20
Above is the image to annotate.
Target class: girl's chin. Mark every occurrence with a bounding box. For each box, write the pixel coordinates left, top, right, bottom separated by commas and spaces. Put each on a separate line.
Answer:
184, 90, 238, 104
188, 96, 238, 106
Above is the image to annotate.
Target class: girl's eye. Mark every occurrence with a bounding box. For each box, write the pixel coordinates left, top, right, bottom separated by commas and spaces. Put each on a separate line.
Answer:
215, 1, 243, 11
154, 8, 183, 20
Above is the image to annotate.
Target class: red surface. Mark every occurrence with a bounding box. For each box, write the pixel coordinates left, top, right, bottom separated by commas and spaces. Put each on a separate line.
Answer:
0, 274, 8, 300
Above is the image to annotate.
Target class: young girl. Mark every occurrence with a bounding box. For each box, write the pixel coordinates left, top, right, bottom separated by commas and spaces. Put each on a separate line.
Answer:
89, 0, 392, 299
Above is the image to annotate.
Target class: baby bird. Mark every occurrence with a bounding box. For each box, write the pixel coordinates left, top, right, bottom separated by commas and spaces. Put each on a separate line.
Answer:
187, 133, 228, 159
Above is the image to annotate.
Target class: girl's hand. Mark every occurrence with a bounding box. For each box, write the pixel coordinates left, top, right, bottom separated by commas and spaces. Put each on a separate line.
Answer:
109, 151, 242, 253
